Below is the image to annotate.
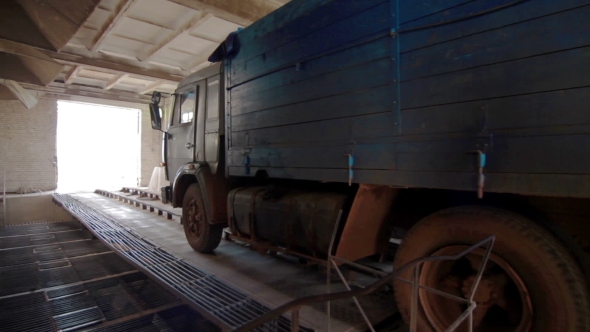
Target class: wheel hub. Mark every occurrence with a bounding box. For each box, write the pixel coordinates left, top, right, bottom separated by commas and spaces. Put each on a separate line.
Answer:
418, 246, 533, 332
186, 199, 202, 237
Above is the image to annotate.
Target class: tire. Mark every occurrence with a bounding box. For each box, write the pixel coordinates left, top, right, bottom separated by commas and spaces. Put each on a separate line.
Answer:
393, 206, 590, 332
182, 183, 223, 253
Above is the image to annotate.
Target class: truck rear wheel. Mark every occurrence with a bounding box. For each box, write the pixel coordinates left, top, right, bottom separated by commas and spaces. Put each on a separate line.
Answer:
393, 206, 589, 331
182, 183, 223, 253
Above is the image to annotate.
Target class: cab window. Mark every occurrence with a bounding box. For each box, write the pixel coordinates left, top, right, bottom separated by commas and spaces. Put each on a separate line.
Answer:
206, 78, 219, 120
178, 89, 196, 124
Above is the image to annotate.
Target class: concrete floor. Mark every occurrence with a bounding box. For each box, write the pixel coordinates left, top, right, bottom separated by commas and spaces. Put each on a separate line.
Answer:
72, 192, 397, 332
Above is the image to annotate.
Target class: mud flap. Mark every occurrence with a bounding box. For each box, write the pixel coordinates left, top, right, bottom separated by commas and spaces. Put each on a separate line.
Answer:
335, 185, 398, 262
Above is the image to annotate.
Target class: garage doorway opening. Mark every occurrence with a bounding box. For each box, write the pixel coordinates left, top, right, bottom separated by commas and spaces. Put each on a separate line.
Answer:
57, 100, 140, 193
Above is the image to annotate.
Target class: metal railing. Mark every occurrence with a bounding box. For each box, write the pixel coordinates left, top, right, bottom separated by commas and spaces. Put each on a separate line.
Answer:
234, 221, 495, 332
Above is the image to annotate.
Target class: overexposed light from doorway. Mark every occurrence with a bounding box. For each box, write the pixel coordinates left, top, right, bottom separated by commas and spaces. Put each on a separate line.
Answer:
57, 100, 140, 193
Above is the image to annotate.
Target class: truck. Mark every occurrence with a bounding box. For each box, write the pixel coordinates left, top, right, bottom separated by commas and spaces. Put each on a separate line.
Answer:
148, 0, 590, 330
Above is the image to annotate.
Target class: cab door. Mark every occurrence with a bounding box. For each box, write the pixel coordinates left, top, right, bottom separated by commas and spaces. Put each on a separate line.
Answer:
166, 85, 197, 180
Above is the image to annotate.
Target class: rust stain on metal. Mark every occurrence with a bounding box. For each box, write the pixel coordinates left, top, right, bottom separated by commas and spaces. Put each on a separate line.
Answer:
335, 185, 397, 263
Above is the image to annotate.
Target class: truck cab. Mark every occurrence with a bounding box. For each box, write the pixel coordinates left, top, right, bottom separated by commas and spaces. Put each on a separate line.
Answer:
150, 62, 225, 199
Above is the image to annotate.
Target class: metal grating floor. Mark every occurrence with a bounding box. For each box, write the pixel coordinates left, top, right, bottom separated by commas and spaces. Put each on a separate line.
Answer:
0, 221, 220, 332
54, 193, 314, 332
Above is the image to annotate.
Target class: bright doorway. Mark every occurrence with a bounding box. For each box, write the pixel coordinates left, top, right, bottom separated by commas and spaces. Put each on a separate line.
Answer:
57, 100, 140, 192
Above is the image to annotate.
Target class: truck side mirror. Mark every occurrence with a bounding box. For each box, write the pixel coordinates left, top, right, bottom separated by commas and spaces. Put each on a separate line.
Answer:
149, 103, 162, 130
150, 91, 162, 131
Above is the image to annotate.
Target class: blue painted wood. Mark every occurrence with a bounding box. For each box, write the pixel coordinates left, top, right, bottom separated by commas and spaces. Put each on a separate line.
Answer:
228, 143, 397, 170
222, 0, 590, 198
234, 0, 386, 65
399, 0, 473, 24
231, 57, 393, 115
231, 85, 392, 132
231, 112, 394, 148
402, 46, 590, 109
391, 0, 401, 134
231, 2, 390, 86
402, 87, 590, 135
400, 0, 590, 52
228, 165, 590, 198
231, 37, 390, 101
402, 5, 590, 80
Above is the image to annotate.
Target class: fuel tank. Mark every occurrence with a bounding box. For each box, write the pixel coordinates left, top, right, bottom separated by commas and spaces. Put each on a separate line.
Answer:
228, 187, 351, 257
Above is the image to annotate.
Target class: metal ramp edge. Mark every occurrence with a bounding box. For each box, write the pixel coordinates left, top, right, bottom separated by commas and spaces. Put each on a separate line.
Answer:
52, 193, 312, 332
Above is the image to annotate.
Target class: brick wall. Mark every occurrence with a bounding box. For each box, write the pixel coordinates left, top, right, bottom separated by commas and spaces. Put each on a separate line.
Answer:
0, 94, 163, 192
0, 95, 58, 193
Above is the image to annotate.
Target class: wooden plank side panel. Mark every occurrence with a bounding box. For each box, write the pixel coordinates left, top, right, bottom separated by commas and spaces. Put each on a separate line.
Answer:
231, 85, 392, 132
402, 87, 590, 135
232, 2, 391, 85
400, 0, 590, 52
488, 135, 590, 174
395, 135, 590, 174
231, 112, 395, 148
231, 57, 392, 115
402, 46, 590, 109
231, 37, 391, 101
228, 143, 396, 170
399, 0, 472, 24
402, 5, 590, 80
233, 0, 387, 64
228, 167, 590, 198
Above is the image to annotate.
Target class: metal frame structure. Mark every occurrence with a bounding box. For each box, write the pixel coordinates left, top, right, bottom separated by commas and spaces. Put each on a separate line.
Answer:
2, 171, 6, 226
53, 193, 310, 332
234, 216, 496, 332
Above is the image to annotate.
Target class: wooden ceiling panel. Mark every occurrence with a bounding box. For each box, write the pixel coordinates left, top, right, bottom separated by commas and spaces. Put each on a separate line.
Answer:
70, 76, 108, 88
130, 0, 198, 30
190, 16, 242, 43
114, 17, 166, 44
84, 7, 111, 30
113, 83, 144, 93
4, 0, 290, 101
77, 68, 114, 81
98, 0, 123, 12
168, 35, 217, 57
121, 76, 153, 86
150, 49, 195, 66
157, 83, 177, 93
70, 27, 100, 50
102, 35, 148, 56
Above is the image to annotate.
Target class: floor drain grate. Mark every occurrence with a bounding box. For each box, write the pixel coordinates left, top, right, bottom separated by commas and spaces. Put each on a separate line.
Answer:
54, 193, 313, 332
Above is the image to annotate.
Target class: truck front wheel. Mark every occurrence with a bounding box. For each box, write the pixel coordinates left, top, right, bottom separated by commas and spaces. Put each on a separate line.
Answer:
393, 206, 589, 331
182, 183, 223, 253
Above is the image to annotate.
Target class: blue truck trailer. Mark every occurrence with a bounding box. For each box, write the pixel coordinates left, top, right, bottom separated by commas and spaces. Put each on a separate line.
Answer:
149, 0, 590, 330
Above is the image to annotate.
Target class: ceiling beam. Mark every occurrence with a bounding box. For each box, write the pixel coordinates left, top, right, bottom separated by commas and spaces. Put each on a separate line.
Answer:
105, 73, 128, 90
139, 80, 164, 95
140, 12, 214, 63
0, 79, 38, 109
21, 82, 152, 104
40, 48, 183, 83
16, 0, 101, 51
90, 0, 138, 52
64, 66, 81, 84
